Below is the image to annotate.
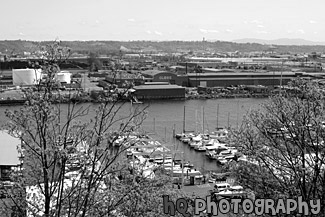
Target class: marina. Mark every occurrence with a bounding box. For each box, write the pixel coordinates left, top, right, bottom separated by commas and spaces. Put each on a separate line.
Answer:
110, 97, 264, 193
123, 130, 252, 200
0, 98, 265, 174
0, 97, 263, 215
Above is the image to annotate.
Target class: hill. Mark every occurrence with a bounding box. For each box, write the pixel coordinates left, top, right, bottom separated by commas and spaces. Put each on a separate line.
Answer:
233, 38, 325, 46
1, 40, 325, 56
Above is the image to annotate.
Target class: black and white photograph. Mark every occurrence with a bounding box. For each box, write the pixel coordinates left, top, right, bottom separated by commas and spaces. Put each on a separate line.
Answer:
0, 0, 324, 216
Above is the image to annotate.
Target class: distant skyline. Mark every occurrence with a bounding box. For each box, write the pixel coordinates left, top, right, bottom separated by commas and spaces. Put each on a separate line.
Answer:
1, 0, 325, 42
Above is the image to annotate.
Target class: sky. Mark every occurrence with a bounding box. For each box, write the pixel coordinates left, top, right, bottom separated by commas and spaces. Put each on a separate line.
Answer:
1, 0, 325, 42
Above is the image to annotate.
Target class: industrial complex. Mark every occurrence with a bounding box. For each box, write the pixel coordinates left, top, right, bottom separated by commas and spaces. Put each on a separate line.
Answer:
1, 46, 325, 101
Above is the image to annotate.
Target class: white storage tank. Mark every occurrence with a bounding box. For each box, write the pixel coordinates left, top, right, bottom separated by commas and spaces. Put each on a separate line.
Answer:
55, 71, 71, 84
12, 69, 42, 86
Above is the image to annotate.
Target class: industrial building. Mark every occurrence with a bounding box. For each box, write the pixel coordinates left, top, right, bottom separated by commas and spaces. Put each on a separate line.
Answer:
140, 70, 188, 86
98, 71, 144, 88
133, 84, 185, 100
187, 71, 315, 87
178, 61, 236, 70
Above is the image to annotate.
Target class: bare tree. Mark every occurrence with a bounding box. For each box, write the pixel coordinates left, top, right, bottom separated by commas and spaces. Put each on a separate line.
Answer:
1, 41, 151, 217
227, 78, 325, 216
0, 41, 187, 217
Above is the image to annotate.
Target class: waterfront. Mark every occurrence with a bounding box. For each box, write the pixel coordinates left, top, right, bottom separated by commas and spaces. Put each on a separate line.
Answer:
139, 98, 266, 173
0, 98, 266, 173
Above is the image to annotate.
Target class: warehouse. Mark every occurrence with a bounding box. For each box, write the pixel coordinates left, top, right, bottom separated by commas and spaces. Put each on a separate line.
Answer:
187, 71, 311, 87
141, 70, 178, 83
98, 71, 144, 88
141, 70, 188, 86
133, 84, 185, 100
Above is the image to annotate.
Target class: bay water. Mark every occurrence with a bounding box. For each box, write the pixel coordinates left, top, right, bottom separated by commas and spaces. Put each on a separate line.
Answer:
0, 98, 266, 173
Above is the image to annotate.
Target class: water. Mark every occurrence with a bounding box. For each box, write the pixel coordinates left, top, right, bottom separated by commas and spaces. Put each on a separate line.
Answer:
0, 98, 266, 174
138, 98, 266, 173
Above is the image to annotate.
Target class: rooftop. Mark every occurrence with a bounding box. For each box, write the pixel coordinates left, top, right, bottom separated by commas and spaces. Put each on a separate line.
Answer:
134, 84, 185, 90
202, 68, 237, 73
187, 71, 307, 77
141, 70, 169, 76
189, 77, 297, 81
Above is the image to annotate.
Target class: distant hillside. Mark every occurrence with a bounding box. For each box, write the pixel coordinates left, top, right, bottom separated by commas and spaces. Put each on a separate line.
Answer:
1, 40, 325, 55
233, 38, 325, 46
0, 40, 39, 54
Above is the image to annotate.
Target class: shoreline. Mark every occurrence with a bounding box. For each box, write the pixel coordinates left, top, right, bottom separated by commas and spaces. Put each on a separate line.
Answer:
0, 93, 269, 106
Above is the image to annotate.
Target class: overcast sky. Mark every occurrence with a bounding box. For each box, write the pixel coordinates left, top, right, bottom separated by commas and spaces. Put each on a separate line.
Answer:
1, 0, 325, 42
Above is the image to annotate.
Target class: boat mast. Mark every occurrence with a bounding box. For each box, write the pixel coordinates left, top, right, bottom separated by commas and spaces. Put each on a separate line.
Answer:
183, 106, 186, 133
236, 100, 239, 129
202, 106, 205, 134
216, 104, 219, 129
195, 110, 198, 134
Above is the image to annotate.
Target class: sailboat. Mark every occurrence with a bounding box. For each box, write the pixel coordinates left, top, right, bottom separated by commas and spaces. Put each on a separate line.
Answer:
209, 104, 229, 141
175, 106, 194, 139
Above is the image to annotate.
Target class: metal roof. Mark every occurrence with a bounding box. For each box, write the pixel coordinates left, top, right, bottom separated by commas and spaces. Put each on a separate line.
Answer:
187, 71, 304, 77
189, 77, 296, 81
134, 84, 185, 90
141, 70, 169, 77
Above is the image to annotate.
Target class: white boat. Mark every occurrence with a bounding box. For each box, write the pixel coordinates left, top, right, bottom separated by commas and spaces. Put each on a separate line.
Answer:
208, 172, 231, 183
182, 162, 194, 168
218, 149, 237, 156
191, 134, 203, 142
151, 155, 172, 164
214, 189, 246, 198
189, 141, 197, 148
217, 158, 228, 165
163, 163, 181, 170
171, 168, 202, 177
216, 153, 236, 164
179, 133, 195, 143
201, 141, 228, 152
182, 138, 191, 143
206, 151, 218, 160
154, 158, 173, 164
194, 144, 206, 152
237, 155, 259, 165
190, 141, 202, 149
210, 128, 228, 140
214, 186, 246, 198
175, 133, 182, 139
